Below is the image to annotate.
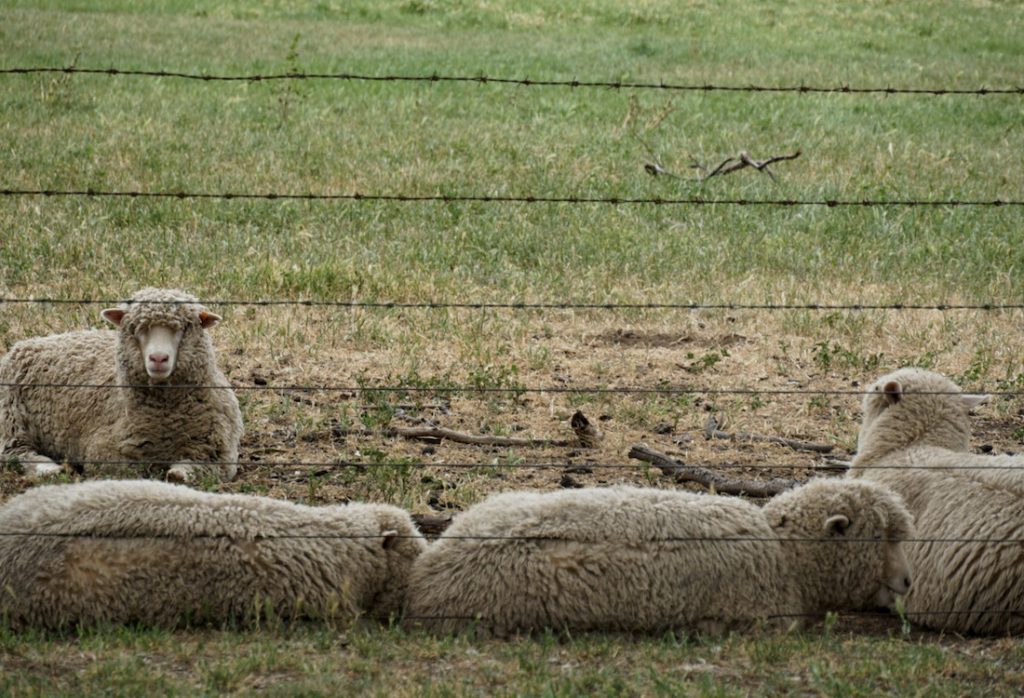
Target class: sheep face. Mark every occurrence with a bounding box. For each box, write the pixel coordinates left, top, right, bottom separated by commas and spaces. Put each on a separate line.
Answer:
875, 539, 913, 609
857, 368, 989, 456
764, 480, 915, 614
134, 325, 183, 381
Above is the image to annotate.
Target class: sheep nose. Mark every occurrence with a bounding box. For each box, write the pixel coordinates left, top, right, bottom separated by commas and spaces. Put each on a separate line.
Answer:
904, 576, 912, 591
149, 352, 170, 365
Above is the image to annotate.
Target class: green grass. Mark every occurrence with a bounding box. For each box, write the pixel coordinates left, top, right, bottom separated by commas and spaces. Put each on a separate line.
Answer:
1, 1, 1022, 305
2, 1, 1024, 694
2, 622, 1022, 696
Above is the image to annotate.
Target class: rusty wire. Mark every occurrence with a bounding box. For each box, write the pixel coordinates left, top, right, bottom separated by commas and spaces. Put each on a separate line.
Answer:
0, 381, 1018, 396
14, 457, 1023, 472
0, 297, 1021, 311
2, 66, 1022, 96
1, 188, 1020, 207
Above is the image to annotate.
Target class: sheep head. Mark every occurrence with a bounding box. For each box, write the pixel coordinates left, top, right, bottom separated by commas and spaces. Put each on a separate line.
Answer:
856, 368, 989, 460
102, 288, 221, 384
763, 479, 915, 615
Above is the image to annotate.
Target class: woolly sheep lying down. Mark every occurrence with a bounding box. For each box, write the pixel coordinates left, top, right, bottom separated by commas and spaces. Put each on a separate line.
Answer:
0, 287, 242, 483
0, 481, 426, 629
850, 367, 1024, 635
406, 480, 913, 636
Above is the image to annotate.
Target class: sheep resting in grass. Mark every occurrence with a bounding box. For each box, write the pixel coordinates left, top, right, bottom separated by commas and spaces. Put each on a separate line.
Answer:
0, 287, 242, 483
405, 480, 913, 637
0, 480, 426, 629
849, 367, 1024, 635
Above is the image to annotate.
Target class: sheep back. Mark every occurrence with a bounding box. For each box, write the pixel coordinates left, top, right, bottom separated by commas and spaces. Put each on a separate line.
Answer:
0, 481, 425, 629
406, 486, 791, 637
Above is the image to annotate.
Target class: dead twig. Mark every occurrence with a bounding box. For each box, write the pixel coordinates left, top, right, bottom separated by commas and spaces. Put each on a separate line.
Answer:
628, 444, 800, 497
703, 415, 833, 454
697, 149, 801, 181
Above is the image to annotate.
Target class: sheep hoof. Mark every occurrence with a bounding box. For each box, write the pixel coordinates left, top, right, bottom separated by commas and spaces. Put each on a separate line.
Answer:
166, 466, 191, 484
28, 461, 63, 478
17, 456, 61, 479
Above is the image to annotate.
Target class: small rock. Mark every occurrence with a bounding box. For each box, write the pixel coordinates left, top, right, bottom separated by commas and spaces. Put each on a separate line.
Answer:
559, 474, 583, 489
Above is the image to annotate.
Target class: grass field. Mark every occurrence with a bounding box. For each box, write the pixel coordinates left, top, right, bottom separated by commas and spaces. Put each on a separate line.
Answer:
2, 1, 1024, 694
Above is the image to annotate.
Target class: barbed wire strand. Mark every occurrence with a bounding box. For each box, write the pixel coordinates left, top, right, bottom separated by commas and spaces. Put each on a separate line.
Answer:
404, 610, 1023, 621
0, 531, 1017, 543
2, 297, 1023, 311
0, 381, 1016, 396
2, 188, 1020, 207
2, 67, 1022, 96
14, 458, 1024, 473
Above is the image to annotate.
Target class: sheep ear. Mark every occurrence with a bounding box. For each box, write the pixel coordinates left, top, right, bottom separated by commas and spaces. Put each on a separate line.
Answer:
881, 380, 902, 405
198, 311, 222, 329
100, 308, 126, 327
825, 514, 850, 537
962, 394, 990, 411
381, 529, 398, 550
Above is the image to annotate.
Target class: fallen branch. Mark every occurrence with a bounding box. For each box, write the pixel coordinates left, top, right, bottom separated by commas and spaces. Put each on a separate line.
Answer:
704, 416, 833, 454
628, 444, 800, 497
388, 410, 602, 448
392, 425, 571, 447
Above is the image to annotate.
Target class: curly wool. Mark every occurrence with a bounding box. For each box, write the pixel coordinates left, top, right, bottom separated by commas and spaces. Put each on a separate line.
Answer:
0, 287, 242, 480
0, 480, 426, 629
405, 480, 913, 637
850, 367, 1024, 635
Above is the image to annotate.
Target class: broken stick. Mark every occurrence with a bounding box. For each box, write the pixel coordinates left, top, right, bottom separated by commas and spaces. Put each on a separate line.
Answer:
628, 444, 800, 498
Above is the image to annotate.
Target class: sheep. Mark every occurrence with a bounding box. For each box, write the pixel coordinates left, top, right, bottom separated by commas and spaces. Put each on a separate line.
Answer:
849, 367, 1024, 635
0, 480, 426, 629
405, 480, 913, 637
0, 287, 243, 483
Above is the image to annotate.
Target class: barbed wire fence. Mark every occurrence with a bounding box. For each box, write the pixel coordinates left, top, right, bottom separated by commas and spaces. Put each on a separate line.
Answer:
3, 64, 1024, 630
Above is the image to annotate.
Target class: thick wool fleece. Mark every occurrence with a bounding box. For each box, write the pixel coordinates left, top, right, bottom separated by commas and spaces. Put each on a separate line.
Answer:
850, 367, 1024, 635
0, 480, 426, 629
405, 480, 913, 637
0, 287, 243, 481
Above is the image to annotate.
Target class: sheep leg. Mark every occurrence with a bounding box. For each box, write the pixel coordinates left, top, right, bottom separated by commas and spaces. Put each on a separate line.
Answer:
8, 452, 62, 478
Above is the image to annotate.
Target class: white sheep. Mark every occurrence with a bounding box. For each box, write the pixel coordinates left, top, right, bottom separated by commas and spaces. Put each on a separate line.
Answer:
0, 480, 426, 629
850, 367, 1024, 635
0, 287, 243, 482
405, 480, 913, 636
